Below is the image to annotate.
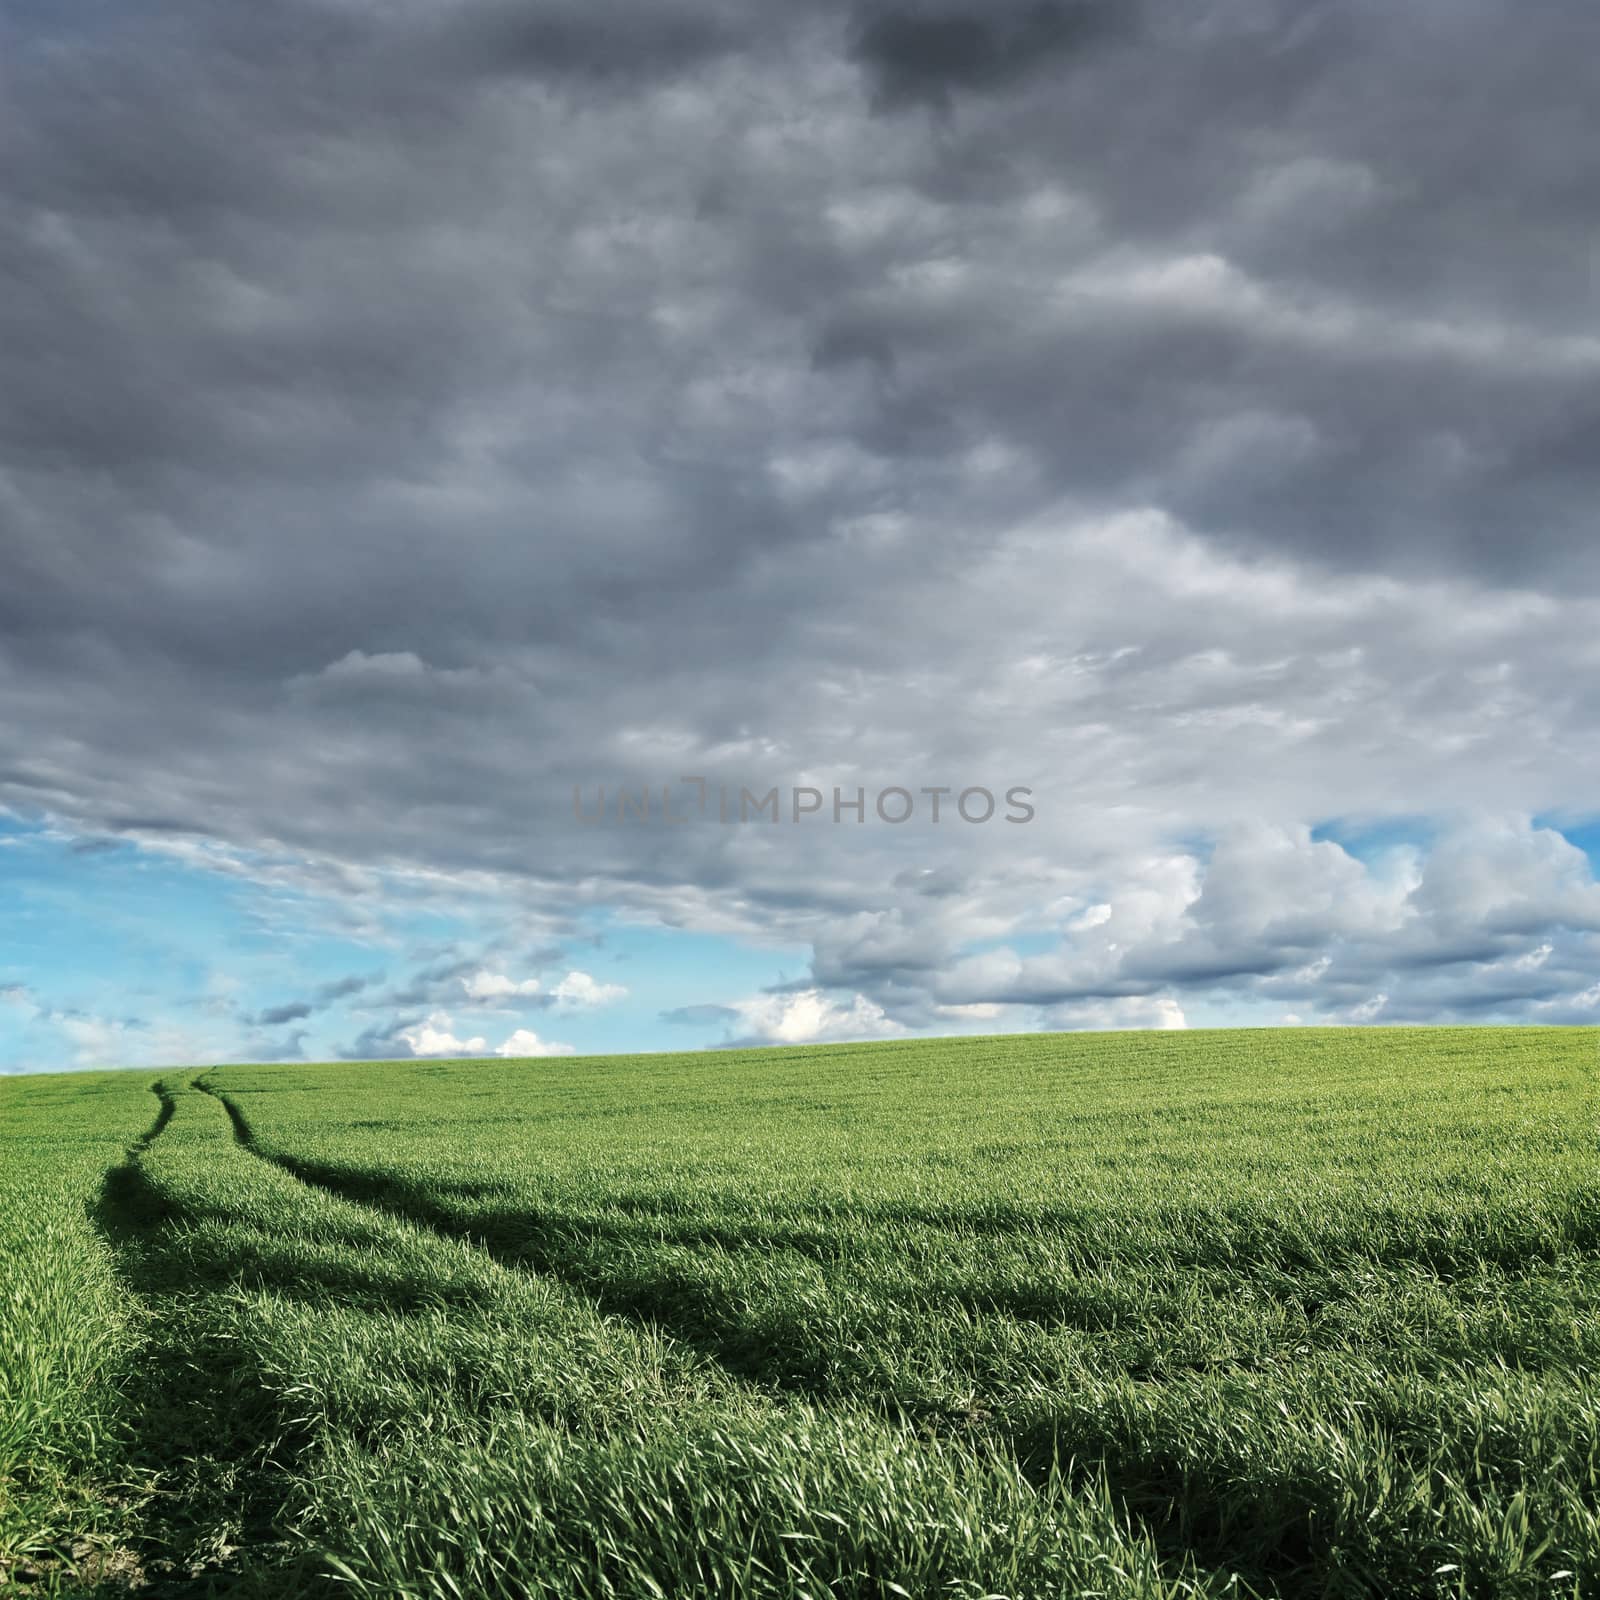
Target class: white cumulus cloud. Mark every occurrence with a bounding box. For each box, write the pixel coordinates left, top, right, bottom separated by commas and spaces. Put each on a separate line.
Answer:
730, 989, 905, 1046
399, 1011, 487, 1057
462, 971, 543, 1001
551, 971, 628, 1009
495, 1028, 575, 1058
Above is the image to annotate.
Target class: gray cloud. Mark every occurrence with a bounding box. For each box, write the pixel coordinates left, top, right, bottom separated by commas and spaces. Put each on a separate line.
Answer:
254, 1000, 313, 1027
315, 972, 382, 1003
2, 0, 1599, 1046
243, 970, 382, 1030
237, 1027, 311, 1064
434, 0, 755, 85
852, 1, 1115, 108
338, 1019, 429, 1063
660, 1003, 741, 1026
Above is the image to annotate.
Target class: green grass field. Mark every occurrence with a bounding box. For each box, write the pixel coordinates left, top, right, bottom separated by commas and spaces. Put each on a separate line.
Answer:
2, 1027, 1597, 1598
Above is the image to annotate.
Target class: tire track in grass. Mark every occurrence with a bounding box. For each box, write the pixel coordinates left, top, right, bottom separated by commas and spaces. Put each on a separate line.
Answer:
196, 1073, 845, 1403
198, 1075, 1090, 1473
193, 1078, 1335, 1598
131, 1077, 177, 1153
91, 1075, 338, 1598
199, 1076, 1257, 1416
198, 1072, 253, 1151
200, 1073, 1590, 1600
0, 1073, 176, 1596
196, 1077, 1251, 1598
197, 1075, 1047, 1432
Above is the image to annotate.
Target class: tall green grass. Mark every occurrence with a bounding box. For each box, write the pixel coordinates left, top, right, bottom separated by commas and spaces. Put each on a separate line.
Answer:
0, 1072, 156, 1591
2, 1027, 1596, 1596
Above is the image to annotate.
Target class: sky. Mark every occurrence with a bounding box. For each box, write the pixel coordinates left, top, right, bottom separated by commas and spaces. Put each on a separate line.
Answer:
3, 0, 1600, 1072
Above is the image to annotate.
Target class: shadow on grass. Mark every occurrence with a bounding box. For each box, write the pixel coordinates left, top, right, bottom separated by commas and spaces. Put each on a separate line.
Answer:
208, 1082, 1539, 1600
82, 1090, 340, 1599
247, 1151, 1362, 1596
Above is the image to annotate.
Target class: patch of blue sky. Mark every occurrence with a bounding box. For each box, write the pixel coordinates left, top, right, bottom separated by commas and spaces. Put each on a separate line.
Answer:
2, 823, 254, 1008
524, 915, 810, 1055
0, 819, 401, 1067
1311, 812, 1599, 878
0, 814, 822, 1068
1309, 815, 1436, 863
1533, 812, 1600, 874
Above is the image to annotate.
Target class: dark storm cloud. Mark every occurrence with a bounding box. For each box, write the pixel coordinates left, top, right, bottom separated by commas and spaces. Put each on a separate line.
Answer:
3, 0, 1600, 1042
436, 0, 753, 83
852, 1, 1114, 108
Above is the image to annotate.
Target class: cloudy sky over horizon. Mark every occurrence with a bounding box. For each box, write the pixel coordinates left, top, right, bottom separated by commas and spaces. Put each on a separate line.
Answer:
4, 0, 1600, 1072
